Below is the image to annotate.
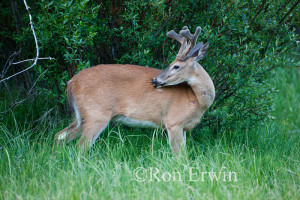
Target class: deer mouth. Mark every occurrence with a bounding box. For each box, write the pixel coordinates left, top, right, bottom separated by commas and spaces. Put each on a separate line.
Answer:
153, 82, 165, 88
152, 78, 165, 88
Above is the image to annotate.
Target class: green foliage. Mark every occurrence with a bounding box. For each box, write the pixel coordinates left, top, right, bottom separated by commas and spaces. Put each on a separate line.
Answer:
32, 0, 99, 103
0, 0, 298, 129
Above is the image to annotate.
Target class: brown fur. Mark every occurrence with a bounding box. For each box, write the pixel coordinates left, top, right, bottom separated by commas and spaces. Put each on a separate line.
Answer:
54, 63, 215, 153
54, 26, 215, 154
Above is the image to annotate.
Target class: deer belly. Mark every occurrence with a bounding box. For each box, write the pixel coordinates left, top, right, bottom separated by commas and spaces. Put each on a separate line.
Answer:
111, 115, 159, 128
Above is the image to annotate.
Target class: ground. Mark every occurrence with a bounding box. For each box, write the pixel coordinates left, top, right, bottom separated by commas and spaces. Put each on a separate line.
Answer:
0, 67, 299, 199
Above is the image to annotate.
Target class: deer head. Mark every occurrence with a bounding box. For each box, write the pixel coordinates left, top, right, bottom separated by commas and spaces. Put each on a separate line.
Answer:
152, 26, 209, 88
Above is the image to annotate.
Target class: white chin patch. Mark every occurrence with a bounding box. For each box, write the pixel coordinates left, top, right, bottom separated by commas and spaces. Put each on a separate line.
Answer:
165, 81, 182, 86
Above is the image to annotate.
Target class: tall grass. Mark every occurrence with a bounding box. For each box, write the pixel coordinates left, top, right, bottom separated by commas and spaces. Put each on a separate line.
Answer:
0, 68, 299, 200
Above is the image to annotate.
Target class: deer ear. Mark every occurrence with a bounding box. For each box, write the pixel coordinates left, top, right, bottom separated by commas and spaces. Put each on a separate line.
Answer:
187, 42, 203, 58
196, 42, 209, 61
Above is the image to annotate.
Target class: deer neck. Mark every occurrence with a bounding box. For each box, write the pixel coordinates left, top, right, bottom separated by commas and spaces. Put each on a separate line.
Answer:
187, 62, 215, 109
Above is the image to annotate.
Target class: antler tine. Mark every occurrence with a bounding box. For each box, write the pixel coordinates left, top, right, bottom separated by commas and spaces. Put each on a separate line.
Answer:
179, 26, 201, 58
166, 26, 201, 59
167, 28, 188, 57
179, 26, 201, 45
166, 30, 185, 44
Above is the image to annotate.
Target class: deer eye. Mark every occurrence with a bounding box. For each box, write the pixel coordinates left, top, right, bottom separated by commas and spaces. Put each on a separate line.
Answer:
173, 65, 180, 70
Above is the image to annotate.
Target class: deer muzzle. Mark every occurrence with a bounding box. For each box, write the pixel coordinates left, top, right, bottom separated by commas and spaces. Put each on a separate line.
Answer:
152, 77, 165, 88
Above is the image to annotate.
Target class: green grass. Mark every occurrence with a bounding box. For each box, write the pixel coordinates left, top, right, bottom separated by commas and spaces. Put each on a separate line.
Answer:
0, 68, 299, 200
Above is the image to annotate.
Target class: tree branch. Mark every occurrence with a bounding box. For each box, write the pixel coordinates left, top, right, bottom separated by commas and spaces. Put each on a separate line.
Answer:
0, 0, 54, 121
0, 0, 54, 83
12, 57, 55, 65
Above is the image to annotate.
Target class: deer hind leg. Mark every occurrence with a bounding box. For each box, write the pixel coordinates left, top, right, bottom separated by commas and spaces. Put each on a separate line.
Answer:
58, 120, 82, 142
166, 125, 186, 154
79, 118, 110, 153
65, 121, 83, 143
54, 95, 83, 145
53, 119, 82, 151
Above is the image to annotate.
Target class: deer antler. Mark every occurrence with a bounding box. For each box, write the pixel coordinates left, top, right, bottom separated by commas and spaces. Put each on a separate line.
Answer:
180, 26, 201, 56
166, 26, 188, 57
167, 26, 202, 60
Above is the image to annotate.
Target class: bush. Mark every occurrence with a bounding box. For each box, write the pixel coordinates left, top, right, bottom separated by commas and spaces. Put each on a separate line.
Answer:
0, 0, 298, 130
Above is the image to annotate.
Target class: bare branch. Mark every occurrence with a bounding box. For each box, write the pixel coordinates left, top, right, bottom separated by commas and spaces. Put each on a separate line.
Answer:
0, 92, 35, 121
12, 57, 55, 65
0, 0, 53, 83
279, 0, 300, 24
1, 51, 20, 78
0, 0, 54, 121
28, 70, 47, 94
0, 70, 48, 121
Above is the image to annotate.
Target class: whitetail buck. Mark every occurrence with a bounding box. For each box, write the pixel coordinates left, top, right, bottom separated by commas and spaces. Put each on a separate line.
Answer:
54, 26, 215, 153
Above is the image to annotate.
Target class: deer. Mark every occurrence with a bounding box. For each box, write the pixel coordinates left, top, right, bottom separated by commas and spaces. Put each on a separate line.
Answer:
54, 26, 215, 154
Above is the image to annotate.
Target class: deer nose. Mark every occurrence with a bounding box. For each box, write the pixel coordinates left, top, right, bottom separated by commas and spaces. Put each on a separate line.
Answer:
152, 78, 157, 86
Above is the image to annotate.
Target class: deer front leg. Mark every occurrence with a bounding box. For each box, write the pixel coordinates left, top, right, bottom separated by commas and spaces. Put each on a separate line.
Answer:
166, 125, 186, 154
